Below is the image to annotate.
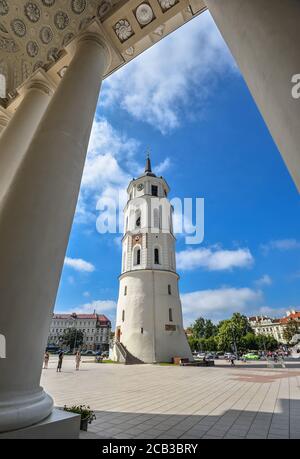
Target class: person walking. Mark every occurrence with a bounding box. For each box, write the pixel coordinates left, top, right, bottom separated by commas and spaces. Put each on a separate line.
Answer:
57, 351, 64, 372
75, 351, 81, 371
43, 351, 50, 369
230, 356, 235, 366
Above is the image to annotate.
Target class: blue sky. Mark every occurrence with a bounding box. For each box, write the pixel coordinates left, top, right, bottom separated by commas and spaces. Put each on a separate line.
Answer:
54, 11, 300, 327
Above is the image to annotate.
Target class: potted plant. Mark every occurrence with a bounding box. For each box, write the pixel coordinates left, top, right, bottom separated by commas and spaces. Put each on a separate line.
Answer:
63, 404, 96, 431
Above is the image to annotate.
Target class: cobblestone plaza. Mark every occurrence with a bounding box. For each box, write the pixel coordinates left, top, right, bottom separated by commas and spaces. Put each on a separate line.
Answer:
41, 356, 300, 439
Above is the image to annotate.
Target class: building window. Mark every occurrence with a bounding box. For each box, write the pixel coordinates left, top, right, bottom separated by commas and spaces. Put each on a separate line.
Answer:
169, 308, 173, 322
124, 285, 127, 296
133, 245, 141, 266
141, 328, 144, 334
168, 284, 171, 295
154, 248, 160, 265
135, 209, 141, 228
151, 185, 158, 196
122, 310, 125, 322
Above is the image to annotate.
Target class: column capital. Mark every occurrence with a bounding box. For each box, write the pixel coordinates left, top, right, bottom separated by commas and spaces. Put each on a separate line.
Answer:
75, 31, 112, 76
19, 69, 56, 98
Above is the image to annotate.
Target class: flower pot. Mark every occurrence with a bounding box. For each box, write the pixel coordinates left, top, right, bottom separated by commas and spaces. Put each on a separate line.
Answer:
80, 417, 89, 431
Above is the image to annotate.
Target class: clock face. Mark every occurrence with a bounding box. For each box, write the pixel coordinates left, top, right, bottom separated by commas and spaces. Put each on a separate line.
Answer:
137, 183, 144, 191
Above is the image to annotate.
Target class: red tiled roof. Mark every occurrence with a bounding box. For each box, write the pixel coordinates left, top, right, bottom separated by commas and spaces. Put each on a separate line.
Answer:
53, 313, 111, 324
279, 311, 300, 324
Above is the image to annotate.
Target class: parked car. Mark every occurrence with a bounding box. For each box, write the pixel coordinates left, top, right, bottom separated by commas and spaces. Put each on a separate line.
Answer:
82, 350, 96, 356
243, 353, 260, 360
196, 353, 206, 359
205, 353, 215, 360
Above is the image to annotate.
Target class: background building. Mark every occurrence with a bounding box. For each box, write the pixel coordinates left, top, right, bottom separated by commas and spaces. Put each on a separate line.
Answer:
48, 312, 111, 352
248, 310, 300, 344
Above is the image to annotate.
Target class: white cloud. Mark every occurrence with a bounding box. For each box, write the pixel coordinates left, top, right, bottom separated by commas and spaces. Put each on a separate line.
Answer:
261, 239, 300, 253
181, 287, 262, 325
64, 257, 95, 273
177, 246, 254, 271
255, 274, 272, 287
156, 157, 171, 175
101, 12, 236, 133
70, 300, 117, 314
75, 118, 139, 225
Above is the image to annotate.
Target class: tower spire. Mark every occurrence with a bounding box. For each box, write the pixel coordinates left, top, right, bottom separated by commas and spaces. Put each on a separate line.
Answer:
145, 148, 152, 173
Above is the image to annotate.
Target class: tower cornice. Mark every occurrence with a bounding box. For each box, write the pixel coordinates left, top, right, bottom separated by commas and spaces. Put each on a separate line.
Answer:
119, 269, 180, 281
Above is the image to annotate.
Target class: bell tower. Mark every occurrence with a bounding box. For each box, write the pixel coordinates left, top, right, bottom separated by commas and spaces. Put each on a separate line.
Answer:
113, 155, 192, 363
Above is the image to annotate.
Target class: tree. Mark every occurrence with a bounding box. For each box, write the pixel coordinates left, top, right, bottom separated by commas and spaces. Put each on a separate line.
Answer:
191, 317, 217, 339
217, 313, 253, 353
240, 332, 258, 352
256, 334, 278, 351
61, 328, 84, 350
283, 319, 299, 343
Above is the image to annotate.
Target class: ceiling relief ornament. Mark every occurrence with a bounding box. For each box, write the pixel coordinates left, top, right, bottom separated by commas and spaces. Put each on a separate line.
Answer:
26, 40, 39, 57
57, 65, 68, 78
54, 11, 69, 30
158, 0, 178, 12
0, 35, 18, 53
97, 1, 111, 19
114, 19, 133, 43
62, 32, 74, 47
0, 1, 8, 16
11, 19, 27, 37
135, 3, 154, 27
47, 47, 59, 61
153, 24, 164, 36
40, 26, 53, 44
125, 46, 134, 56
25, 2, 41, 23
71, 0, 87, 15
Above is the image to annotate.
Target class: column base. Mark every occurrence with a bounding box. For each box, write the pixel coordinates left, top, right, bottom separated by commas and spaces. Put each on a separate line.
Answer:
0, 388, 53, 433
0, 409, 80, 439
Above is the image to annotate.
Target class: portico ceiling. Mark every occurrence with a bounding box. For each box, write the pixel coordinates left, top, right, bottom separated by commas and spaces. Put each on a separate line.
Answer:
0, 0, 206, 107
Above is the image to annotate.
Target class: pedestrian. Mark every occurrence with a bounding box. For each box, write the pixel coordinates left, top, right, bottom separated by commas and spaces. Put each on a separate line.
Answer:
43, 351, 49, 369
273, 352, 278, 363
75, 351, 81, 371
57, 351, 64, 372
230, 357, 235, 366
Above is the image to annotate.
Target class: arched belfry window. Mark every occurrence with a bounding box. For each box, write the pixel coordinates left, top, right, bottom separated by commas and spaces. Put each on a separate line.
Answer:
135, 209, 141, 228
154, 248, 160, 265
137, 248, 141, 265
133, 245, 141, 266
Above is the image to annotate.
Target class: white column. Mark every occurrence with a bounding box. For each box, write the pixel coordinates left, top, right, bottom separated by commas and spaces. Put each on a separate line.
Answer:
0, 32, 110, 433
205, 0, 300, 191
0, 70, 55, 202
0, 107, 10, 136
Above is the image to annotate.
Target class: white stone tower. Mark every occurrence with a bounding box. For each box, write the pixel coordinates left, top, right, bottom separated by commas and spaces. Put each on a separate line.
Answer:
113, 155, 192, 363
